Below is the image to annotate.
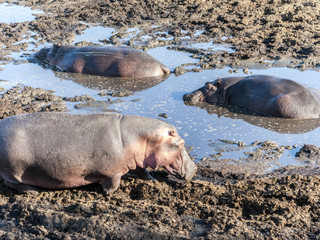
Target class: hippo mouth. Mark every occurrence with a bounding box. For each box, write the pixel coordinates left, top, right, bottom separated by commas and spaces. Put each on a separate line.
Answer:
163, 165, 184, 179
163, 151, 197, 181
183, 90, 208, 104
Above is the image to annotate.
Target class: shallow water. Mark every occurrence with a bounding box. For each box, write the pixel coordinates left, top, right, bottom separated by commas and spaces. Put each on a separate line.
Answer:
1, 24, 320, 171
0, 3, 43, 24
73, 25, 115, 44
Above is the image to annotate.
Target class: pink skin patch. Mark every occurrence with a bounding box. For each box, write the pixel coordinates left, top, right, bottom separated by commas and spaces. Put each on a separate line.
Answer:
144, 128, 184, 175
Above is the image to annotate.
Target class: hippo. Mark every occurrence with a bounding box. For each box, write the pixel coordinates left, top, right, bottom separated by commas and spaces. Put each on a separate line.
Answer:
36, 44, 170, 78
183, 75, 320, 119
0, 112, 196, 195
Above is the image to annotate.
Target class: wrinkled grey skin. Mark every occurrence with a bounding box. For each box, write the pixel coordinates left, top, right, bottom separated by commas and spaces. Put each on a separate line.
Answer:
0, 112, 196, 195
184, 75, 320, 119
36, 44, 170, 78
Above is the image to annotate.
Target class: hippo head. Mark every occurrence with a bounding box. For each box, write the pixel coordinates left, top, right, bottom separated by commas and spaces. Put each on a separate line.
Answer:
144, 127, 197, 180
183, 79, 224, 105
36, 44, 66, 65
36, 44, 56, 62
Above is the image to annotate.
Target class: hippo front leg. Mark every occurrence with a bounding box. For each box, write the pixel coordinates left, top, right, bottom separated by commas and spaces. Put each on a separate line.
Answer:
131, 167, 155, 180
101, 173, 123, 196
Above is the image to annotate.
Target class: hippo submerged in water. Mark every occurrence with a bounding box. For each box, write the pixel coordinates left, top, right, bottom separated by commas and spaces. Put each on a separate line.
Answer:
36, 44, 170, 78
183, 75, 320, 119
0, 112, 196, 195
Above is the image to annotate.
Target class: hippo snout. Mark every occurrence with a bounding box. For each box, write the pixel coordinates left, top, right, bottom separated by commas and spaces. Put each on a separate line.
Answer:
183, 91, 203, 104
36, 48, 49, 61
180, 147, 197, 180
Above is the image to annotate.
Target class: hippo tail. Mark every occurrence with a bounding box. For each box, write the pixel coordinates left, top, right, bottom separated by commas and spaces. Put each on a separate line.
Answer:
161, 64, 171, 75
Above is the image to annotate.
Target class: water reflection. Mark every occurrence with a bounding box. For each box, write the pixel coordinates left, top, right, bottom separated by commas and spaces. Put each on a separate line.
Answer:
54, 71, 169, 92
187, 101, 320, 134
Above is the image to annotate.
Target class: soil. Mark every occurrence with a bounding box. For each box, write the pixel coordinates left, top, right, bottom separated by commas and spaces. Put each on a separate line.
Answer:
1, 0, 320, 239
0, 84, 66, 119
1, 0, 320, 71
0, 167, 319, 240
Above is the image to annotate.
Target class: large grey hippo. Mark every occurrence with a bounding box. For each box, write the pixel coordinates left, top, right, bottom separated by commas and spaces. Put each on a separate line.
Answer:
183, 75, 320, 119
0, 112, 196, 195
36, 44, 170, 78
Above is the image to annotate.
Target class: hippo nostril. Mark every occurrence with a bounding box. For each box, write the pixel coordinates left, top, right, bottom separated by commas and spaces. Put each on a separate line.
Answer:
183, 92, 202, 104
183, 93, 190, 102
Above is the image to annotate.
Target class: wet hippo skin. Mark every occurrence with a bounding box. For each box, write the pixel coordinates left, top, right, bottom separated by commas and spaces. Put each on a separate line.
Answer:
36, 44, 170, 78
184, 75, 320, 119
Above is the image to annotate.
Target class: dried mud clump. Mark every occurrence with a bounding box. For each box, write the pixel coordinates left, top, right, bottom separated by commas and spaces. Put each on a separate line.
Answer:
296, 144, 320, 160
0, 85, 66, 119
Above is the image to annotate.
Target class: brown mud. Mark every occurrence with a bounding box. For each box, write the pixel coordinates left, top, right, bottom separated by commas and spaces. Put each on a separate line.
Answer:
1, 0, 320, 71
1, 0, 320, 239
0, 167, 320, 240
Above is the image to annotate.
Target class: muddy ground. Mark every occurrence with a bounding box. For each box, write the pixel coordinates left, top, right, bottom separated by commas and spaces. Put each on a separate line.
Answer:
1, 0, 320, 239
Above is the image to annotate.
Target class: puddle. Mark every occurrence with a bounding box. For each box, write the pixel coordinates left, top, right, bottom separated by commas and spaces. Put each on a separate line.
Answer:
147, 47, 198, 71
2, 24, 320, 172
0, 3, 43, 24
73, 26, 115, 44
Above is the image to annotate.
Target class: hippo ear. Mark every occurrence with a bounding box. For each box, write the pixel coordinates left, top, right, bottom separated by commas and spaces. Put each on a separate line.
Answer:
53, 43, 62, 48
216, 80, 221, 88
168, 130, 176, 137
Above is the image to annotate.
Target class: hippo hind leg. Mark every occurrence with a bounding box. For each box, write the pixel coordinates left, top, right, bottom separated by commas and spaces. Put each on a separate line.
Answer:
275, 94, 319, 119
66, 57, 85, 73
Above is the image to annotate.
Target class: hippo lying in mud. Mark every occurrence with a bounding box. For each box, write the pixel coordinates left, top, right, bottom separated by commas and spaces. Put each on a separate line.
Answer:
183, 75, 320, 119
36, 44, 170, 78
0, 112, 196, 195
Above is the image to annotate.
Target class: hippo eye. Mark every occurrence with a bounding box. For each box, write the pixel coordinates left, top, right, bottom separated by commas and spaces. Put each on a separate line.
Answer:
205, 82, 215, 91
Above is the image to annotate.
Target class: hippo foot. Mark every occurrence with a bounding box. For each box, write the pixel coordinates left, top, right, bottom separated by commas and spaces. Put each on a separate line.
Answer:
101, 173, 122, 196
4, 180, 39, 195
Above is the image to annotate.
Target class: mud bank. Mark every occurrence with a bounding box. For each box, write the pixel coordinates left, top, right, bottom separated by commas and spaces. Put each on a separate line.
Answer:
1, 0, 320, 239
0, 84, 66, 118
0, 166, 319, 239
1, 0, 320, 70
